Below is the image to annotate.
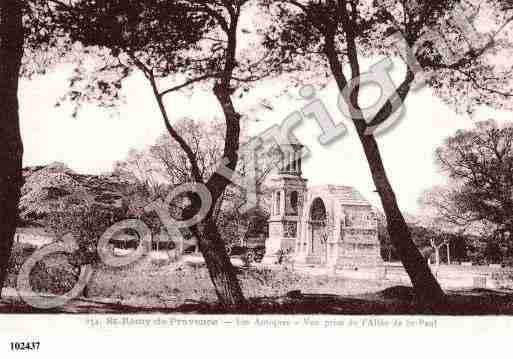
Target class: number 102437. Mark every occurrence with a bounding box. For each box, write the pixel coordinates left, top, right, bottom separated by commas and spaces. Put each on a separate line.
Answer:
10, 341, 40, 351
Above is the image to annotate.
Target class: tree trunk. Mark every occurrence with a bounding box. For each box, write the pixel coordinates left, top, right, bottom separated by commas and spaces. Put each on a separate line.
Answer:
192, 76, 245, 308
355, 128, 446, 310
322, 33, 445, 309
0, 0, 24, 296
196, 219, 246, 309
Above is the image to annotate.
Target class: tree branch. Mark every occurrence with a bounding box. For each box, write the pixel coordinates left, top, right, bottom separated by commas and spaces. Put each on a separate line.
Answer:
158, 74, 218, 98
147, 71, 203, 183
364, 69, 415, 132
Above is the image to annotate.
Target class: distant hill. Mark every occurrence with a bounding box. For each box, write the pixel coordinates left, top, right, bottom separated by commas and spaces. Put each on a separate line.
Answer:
19, 162, 135, 224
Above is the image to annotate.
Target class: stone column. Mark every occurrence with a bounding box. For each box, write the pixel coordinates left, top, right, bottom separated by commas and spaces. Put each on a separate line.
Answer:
271, 191, 276, 215
280, 189, 286, 215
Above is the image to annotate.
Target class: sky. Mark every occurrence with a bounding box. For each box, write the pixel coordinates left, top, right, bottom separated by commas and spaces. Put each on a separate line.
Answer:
18, 58, 512, 216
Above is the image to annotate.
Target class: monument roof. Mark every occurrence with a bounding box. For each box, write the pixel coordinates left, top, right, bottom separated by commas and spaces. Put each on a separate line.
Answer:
308, 184, 371, 206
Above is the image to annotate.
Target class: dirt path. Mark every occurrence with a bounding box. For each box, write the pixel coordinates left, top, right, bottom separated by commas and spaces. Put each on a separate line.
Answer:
2, 285, 513, 314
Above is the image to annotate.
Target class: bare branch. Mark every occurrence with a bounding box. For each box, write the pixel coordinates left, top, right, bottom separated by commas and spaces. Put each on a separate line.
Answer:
147, 71, 203, 183
455, 68, 513, 98
158, 74, 218, 98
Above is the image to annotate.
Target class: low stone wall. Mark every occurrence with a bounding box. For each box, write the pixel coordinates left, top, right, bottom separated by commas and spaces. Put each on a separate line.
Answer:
14, 233, 54, 247
265, 260, 513, 290
383, 263, 513, 290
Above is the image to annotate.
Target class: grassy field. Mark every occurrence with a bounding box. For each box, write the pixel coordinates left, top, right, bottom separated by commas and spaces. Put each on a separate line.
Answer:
4, 242, 397, 308
87, 261, 395, 308
5, 242, 513, 314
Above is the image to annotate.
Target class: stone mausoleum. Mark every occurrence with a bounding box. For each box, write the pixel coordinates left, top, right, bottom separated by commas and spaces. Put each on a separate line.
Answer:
267, 143, 382, 269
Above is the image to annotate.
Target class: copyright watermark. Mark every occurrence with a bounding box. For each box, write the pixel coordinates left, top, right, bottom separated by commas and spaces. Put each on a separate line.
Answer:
16, 2, 490, 309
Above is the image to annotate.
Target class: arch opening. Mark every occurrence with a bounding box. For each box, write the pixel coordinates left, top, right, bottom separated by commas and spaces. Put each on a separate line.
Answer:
309, 197, 327, 223
308, 198, 328, 263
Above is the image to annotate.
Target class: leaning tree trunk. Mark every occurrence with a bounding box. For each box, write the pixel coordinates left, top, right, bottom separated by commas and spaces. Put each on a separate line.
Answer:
0, 0, 24, 296
189, 71, 247, 308
196, 218, 246, 309
355, 127, 446, 310
323, 36, 445, 310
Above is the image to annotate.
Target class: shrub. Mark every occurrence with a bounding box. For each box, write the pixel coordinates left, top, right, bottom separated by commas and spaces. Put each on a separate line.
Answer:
491, 271, 513, 289
7, 246, 81, 296
29, 258, 79, 295
5, 242, 37, 287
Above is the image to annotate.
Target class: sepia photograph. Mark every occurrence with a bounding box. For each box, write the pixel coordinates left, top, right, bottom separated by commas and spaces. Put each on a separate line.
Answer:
1, 0, 513, 355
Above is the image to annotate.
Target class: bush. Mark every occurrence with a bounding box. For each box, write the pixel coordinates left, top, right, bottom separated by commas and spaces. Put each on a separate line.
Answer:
484, 242, 503, 264
5, 242, 37, 287
7, 245, 82, 296
29, 258, 79, 295
491, 271, 513, 289
45, 203, 125, 266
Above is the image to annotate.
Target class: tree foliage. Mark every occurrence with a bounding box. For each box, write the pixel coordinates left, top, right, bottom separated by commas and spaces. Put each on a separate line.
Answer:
34, 0, 277, 306
114, 117, 276, 247
432, 120, 513, 241
255, 0, 513, 307
259, 0, 513, 114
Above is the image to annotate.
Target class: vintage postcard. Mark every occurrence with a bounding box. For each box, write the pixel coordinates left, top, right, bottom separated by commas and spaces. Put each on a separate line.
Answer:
1, 0, 513, 356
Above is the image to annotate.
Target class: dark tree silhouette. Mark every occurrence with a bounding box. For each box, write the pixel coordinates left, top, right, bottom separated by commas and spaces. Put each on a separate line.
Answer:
0, 0, 24, 295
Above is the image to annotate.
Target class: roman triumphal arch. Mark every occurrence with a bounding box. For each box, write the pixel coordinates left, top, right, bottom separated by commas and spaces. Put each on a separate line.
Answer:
267, 143, 383, 270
